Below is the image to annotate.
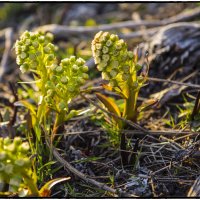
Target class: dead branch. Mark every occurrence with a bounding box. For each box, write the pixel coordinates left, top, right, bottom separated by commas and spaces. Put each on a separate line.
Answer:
34, 7, 200, 39
43, 126, 137, 197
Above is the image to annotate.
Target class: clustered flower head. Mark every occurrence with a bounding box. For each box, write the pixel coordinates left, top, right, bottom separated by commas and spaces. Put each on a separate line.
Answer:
15, 31, 89, 113
91, 31, 143, 91
44, 56, 89, 111
15, 30, 56, 74
0, 137, 32, 192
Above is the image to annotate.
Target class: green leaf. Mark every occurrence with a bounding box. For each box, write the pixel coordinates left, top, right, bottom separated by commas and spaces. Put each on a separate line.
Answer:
14, 100, 36, 116
39, 177, 70, 197
14, 100, 37, 127
96, 93, 122, 128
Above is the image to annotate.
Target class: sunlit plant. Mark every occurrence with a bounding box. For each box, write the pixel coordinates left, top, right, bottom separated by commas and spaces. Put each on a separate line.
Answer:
92, 31, 149, 165
15, 31, 89, 142
0, 137, 70, 197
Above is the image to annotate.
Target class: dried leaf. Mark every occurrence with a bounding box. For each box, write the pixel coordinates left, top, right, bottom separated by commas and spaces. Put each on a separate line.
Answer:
39, 177, 70, 197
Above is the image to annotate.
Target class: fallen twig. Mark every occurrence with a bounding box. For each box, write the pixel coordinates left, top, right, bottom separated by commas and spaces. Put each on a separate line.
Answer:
43, 126, 136, 197
149, 77, 200, 89
34, 7, 200, 39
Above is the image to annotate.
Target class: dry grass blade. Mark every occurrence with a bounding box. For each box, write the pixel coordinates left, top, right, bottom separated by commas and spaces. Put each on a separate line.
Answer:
188, 176, 200, 197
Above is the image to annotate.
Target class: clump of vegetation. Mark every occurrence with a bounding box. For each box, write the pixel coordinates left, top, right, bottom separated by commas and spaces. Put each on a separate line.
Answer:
15, 31, 89, 142
92, 31, 149, 165
0, 137, 70, 197
0, 137, 37, 195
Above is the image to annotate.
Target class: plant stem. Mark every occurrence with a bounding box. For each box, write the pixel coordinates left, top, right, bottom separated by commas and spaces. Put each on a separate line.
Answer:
51, 111, 66, 142
121, 86, 139, 166
22, 171, 39, 197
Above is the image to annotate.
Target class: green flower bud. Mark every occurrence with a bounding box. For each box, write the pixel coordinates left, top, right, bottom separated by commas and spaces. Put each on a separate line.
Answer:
94, 57, 101, 64
128, 51, 134, 59
32, 61, 38, 68
44, 46, 51, 54
15, 159, 25, 167
30, 33, 36, 40
123, 65, 130, 73
106, 40, 112, 47
47, 89, 55, 96
15, 45, 22, 54
81, 65, 88, 72
102, 32, 110, 40
61, 58, 70, 65
113, 49, 119, 57
0, 152, 6, 160
76, 58, 85, 65
24, 31, 30, 38
4, 137, 11, 146
20, 52, 27, 59
69, 56, 76, 62
68, 85, 75, 92
102, 54, 110, 62
6, 143, 16, 152
38, 36, 45, 43
47, 54, 54, 61
32, 41, 39, 48
77, 77, 85, 84
29, 53, 36, 60
22, 158, 31, 167
45, 81, 54, 89
96, 43, 102, 50
55, 66, 63, 73
5, 164, 13, 174
97, 62, 107, 71
122, 74, 129, 81
115, 40, 124, 50
13, 137, 22, 146
20, 142, 30, 153
82, 73, 89, 80
46, 32, 54, 41
110, 69, 117, 78
95, 50, 101, 57
20, 63, 29, 73
60, 76, 69, 84
0, 163, 5, 171
102, 46, 109, 54
102, 72, 111, 80
110, 34, 119, 42
109, 79, 118, 87
47, 43, 55, 51
72, 65, 79, 72
94, 31, 103, 40
25, 39, 31, 46
111, 60, 119, 68
50, 75, 57, 82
